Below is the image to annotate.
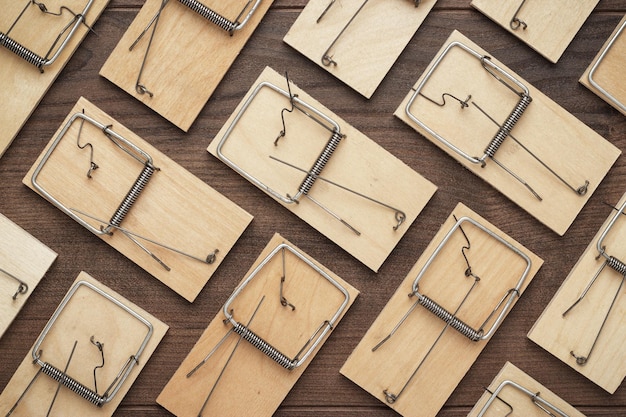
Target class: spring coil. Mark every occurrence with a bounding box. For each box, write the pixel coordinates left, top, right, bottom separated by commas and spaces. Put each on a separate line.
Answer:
40, 361, 105, 406
483, 93, 532, 159
607, 256, 626, 275
105, 163, 155, 232
177, 0, 237, 32
297, 131, 343, 197
418, 294, 482, 341
0, 32, 46, 69
233, 322, 297, 370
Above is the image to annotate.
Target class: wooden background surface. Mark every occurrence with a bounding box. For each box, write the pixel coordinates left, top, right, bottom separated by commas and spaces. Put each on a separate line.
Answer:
1, 1, 625, 416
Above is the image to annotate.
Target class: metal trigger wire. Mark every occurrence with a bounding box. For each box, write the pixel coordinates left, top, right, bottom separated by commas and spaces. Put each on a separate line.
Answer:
510, 0, 529, 30
1, 268, 29, 300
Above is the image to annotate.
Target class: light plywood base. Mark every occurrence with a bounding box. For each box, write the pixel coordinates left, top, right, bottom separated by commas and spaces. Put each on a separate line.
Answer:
283, 0, 437, 98
580, 14, 626, 116
528, 192, 626, 394
208, 66, 437, 272
0, 214, 57, 339
340, 203, 542, 417
0, 272, 168, 417
0, 0, 109, 158
468, 362, 585, 417
100, 0, 274, 131
157, 233, 359, 417
395, 31, 620, 236
24, 97, 252, 302
470, 0, 599, 63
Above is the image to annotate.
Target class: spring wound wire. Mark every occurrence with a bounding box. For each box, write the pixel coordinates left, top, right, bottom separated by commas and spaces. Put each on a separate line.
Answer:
370, 216, 530, 404
0, 0, 94, 72
269, 74, 406, 234
407, 42, 589, 201
129, 0, 261, 97
561, 202, 626, 366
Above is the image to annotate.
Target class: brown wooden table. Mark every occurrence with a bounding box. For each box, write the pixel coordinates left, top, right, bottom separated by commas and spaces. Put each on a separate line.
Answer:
1, 1, 625, 416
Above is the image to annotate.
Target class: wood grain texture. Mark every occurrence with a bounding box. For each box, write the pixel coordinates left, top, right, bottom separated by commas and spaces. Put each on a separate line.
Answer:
208, 66, 436, 272
0, 0, 110, 158
470, 0, 600, 63
0, 1, 625, 416
580, 14, 626, 115
340, 203, 542, 417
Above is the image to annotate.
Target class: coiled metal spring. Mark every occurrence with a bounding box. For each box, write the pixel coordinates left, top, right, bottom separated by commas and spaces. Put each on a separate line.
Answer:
177, 0, 237, 32
40, 361, 106, 406
483, 93, 532, 159
105, 163, 155, 233
297, 131, 343, 197
418, 294, 482, 341
233, 322, 297, 370
607, 255, 626, 275
0, 32, 46, 69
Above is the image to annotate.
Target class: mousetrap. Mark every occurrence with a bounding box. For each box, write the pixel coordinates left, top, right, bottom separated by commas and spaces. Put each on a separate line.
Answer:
157, 233, 359, 417
528, 191, 626, 394
0, 0, 109, 158
283, 0, 437, 98
23, 97, 253, 302
208, 66, 437, 272
580, 14, 626, 116
470, 0, 599, 63
340, 203, 542, 417
0, 213, 57, 339
0, 272, 168, 417
468, 362, 585, 417
99, 0, 274, 131
395, 30, 620, 236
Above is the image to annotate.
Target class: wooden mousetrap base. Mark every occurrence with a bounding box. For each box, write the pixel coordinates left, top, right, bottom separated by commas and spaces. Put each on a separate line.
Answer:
468, 362, 585, 417
24, 97, 253, 302
100, 0, 274, 131
528, 192, 626, 394
340, 203, 542, 417
208, 66, 437, 272
0, 0, 109, 158
395, 30, 620, 236
580, 14, 626, 116
0, 272, 168, 417
0, 213, 57, 339
470, 0, 599, 63
157, 233, 359, 417
283, 0, 437, 98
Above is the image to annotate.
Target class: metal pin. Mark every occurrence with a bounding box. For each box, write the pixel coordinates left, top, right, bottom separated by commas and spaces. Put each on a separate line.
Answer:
1, 268, 29, 300
510, 0, 529, 30
197, 296, 266, 417
279, 247, 296, 310
45, 341, 78, 417
562, 202, 626, 365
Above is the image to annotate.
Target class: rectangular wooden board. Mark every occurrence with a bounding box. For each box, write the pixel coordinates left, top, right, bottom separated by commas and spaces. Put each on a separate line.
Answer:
580, 14, 626, 116
208, 66, 437, 272
0, 272, 168, 417
0, 0, 109, 158
394, 30, 620, 236
528, 192, 626, 394
100, 0, 274, 131
340, 203, 542, 417
283, 0, 437, 98
0, 213, 57, 339
24, 97, 253, 302
157, 233, 359, 417
470, 0, 599, 63
468, 362, 586, 417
